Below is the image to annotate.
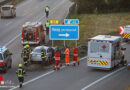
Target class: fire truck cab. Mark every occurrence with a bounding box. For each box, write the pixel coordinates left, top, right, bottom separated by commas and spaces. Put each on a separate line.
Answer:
87, 35, 125, 70
119, 25, 130, 42
21, 22, 45, 45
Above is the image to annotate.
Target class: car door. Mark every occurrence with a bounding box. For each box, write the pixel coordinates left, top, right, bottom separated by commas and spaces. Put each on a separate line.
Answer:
3, 50, 10, 68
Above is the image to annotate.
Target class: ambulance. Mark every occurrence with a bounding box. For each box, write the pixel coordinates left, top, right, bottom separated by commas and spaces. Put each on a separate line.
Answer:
87, 35, 125, 70
21, 22, 45, 45
119, 25, 130, 42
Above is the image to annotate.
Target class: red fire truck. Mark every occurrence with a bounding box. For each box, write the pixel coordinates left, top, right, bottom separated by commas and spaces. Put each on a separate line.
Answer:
21, 22, 45, 45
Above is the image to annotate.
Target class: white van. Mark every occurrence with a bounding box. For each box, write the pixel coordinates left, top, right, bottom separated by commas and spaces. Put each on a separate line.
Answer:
0, 5, 16, 18
87, 35, 126, 70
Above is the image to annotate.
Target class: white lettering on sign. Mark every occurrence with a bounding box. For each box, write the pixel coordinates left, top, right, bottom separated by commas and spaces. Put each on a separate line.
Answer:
52, 28, 60, 32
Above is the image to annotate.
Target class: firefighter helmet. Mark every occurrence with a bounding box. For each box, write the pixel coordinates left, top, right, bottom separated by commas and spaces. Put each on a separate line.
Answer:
19, 64, 22, 68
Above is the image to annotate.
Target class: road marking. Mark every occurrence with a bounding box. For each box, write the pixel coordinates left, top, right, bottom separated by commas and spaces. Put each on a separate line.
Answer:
0, 86, 15, 88
81, 67, 125, 90
37, 0, 66, 21
9, 56, 87, 90
4, 33, 21, 46
6, 22, 13, 26
122, 43, 126, 46
4, 0, 67, 46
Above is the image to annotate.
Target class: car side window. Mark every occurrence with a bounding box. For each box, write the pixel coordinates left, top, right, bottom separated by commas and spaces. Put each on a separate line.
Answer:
47, 48, 51, 54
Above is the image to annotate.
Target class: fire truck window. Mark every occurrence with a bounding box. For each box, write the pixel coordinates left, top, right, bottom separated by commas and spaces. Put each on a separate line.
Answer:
0, 54, 3, 60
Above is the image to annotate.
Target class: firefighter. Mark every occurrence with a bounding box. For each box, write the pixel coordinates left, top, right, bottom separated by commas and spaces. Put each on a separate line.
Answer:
16, 64, 26, 88
73, 48, 79, 66
45, 20, 50, 35
54, 49, 61, 70
45, 6, 49, 18
64, 46, 70, 66
41, 49, 46, 62
21, 47, 29, 66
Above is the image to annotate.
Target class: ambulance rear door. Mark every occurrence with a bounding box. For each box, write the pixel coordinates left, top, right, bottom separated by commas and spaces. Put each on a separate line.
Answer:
87, 40, 112, 69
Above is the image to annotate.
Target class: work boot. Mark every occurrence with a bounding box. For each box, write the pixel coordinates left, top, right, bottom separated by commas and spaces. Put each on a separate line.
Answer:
73, 63, 76, 66
78, 62, 79, 65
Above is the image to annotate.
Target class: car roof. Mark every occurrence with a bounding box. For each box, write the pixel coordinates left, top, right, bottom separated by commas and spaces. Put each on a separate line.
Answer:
88, 35, 121, 41
35, 46, 49, 50
2, 5, 14, 7
0, 46, 7, 54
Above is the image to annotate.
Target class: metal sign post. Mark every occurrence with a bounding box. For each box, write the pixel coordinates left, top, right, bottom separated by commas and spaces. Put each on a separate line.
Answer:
52, 40, 54, 47
64, 40, 66, 47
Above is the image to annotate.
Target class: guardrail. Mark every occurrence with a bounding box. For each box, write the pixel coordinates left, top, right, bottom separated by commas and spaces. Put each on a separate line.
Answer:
0, 0, 11, 6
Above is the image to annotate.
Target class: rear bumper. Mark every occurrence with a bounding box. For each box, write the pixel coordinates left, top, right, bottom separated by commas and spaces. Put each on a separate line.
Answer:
21, 41, 39, 45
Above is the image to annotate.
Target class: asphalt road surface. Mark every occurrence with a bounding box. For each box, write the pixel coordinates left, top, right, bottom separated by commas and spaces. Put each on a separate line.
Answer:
0, 0, 130, 90
0, 0, 73, 89
9, 43, 130, 90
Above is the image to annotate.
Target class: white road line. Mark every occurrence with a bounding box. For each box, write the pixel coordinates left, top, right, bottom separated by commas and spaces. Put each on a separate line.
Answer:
9, 56, 87, 90
122, 43, 126, 46
6, 22, 13, 26
81, 67, 125, 90
37, 0, 66, 21
4, 33, 21, 46
4, 0, 67, 47
0, 86, 15, 88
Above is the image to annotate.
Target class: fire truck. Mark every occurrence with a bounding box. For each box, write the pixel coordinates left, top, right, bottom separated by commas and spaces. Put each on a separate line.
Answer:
87, 35, 126, 70
119, 25, 130, 42
21, 22, 45, 45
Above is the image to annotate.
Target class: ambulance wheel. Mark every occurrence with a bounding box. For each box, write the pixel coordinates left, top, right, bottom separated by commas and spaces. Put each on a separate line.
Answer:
124, 39, 128, 42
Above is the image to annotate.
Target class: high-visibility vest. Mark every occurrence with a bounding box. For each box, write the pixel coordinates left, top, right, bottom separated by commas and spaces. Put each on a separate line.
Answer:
16, 68, 25, 77
46, 22, 50, 28
45, 7, 49, 12
41, 52, 46, 59
55, 52, 60, 61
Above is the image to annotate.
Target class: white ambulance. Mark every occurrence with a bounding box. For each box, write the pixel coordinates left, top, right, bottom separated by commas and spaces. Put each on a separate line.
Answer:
87, 35, 125, 70
119, 25, 130, 42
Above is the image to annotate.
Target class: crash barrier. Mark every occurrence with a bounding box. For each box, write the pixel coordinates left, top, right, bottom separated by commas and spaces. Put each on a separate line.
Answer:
0, 0, 10, 6
66, 2, 77, 18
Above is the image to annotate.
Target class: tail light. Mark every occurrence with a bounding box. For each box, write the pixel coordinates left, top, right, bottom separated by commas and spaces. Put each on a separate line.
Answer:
29, 54, 32, 57
0, 62, 5, 66
36, 28, 39, 42
21, 28, 24, 42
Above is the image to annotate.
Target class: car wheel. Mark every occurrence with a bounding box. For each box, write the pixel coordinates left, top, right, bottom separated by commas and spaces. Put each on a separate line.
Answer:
9, 61, 12, 68
3, 66, 7, 73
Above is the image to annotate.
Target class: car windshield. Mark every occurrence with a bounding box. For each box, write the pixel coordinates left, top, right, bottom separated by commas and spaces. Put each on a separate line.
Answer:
0, 53, 3, 60
33, 48, 46, 53
2, 7, 10, 10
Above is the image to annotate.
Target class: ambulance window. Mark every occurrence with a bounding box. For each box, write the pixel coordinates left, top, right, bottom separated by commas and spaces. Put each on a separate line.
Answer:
0, 54, 3, 60
2, 7, 10, 10
90, 42, 99, 53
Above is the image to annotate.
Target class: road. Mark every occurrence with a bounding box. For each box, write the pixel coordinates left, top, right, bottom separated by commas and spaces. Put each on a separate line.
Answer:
0, 0, 73, 89
0, 0, 130, 90
9, 43, 130, 90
